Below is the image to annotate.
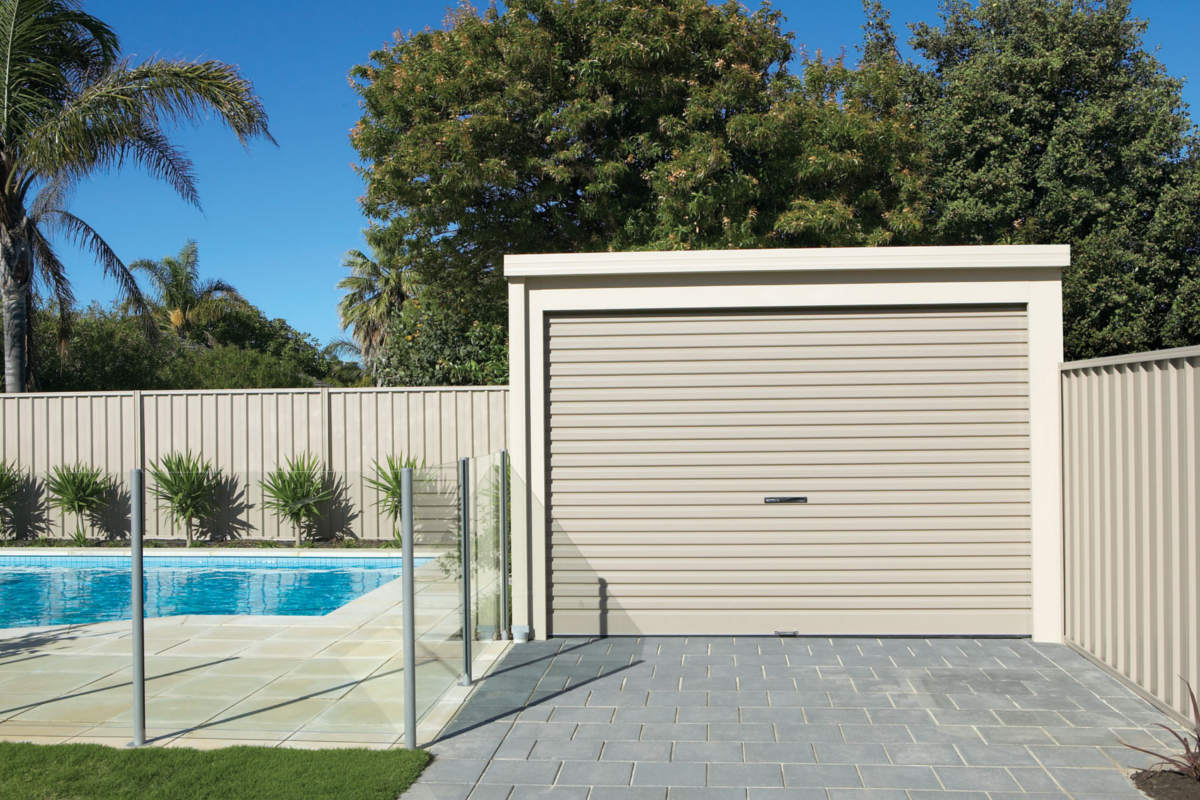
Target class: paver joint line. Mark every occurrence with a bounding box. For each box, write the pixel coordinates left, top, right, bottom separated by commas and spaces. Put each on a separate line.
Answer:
419, 637, 1170, 798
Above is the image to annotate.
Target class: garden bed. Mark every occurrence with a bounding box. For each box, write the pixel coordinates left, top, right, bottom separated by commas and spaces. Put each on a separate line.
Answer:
1134, 770, 1200, 800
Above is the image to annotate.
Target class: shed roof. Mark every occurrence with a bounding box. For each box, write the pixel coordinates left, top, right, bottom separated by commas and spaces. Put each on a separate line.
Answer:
503, 244, 1069, 278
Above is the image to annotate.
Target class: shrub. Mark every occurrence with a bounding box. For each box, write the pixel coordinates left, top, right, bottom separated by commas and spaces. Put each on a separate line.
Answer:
259, 453, 333, 546
46, 465, 112, 544
365, 455, 421, 546
0, 462, 23, 537
148, 451, 222, 547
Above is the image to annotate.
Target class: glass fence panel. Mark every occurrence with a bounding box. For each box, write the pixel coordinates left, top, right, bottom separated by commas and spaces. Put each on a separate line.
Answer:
409, 461, 464, 724
466, 450, 505, 644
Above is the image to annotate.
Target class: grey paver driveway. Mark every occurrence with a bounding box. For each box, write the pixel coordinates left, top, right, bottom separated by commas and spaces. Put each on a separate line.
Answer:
407, 637, 1172, 800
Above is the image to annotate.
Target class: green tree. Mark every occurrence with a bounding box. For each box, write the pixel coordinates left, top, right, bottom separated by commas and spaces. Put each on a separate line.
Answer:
349, 0, 926, 367
203, 304, 364, 385
0, 0, 272, 393
336, 241, 412, 372
908, 0, 1200, 359
31, 301, 168, 391
158, 343, 322, 390
30, 300, 363, 391
373, 295, 508, 387
132, 240, 246, 339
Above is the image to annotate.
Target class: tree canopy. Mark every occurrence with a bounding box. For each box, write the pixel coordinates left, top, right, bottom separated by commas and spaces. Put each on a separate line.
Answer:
347, 0, 1200, 378
31, 298, 363, 392
909, 0, 1200, 359
349, 0, 927, 384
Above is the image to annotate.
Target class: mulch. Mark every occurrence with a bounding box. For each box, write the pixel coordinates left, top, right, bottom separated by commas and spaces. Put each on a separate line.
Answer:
1133, 770, 1200, 800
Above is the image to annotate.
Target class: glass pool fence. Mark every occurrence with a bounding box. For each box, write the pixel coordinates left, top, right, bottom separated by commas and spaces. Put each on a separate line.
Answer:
111, 450, 510, 749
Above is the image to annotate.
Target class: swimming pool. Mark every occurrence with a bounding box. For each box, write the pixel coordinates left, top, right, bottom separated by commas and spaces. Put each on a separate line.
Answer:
0, 555, 429, 628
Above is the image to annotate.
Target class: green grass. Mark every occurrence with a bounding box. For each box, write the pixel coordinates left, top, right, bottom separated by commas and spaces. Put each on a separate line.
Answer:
0, 742, 430, 800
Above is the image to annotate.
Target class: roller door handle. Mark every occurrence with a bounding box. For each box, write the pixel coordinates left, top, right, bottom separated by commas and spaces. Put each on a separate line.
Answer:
763, 496, 807, 504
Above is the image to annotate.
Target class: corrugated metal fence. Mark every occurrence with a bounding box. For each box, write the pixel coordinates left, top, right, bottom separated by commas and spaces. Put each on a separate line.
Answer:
0, 387, 507, 543
1062, 346, 1200, 720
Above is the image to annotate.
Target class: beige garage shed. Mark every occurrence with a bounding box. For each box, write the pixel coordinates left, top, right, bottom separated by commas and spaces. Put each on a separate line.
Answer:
505, 246, 1067, 642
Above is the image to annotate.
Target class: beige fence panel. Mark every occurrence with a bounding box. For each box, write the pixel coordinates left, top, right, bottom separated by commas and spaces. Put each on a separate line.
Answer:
0, 392, 139, 539
1062, 346, 1200, 720
0, 386, 507, 543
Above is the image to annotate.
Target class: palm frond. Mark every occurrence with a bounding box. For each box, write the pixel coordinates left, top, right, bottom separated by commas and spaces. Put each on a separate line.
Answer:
195, 277, 242, 302
44, 208, 147, 320
19, 58, 273, 202
130, 257, 169, 293
29, 225, 75, 356
28, 175, 73, 220
29, 224, 74, 308
0, 0, 118, 143
119, 121, 198, 206
185, 295, 240, 328
325, 337, 361, 360
24, 180, 77, 360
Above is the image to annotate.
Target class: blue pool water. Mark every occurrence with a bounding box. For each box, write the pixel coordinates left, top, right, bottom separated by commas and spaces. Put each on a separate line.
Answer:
0, 555, 428, 628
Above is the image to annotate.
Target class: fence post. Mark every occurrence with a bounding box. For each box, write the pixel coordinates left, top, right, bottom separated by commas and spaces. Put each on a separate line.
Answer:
499, 450, 509, 640
400, 467, 416, 749
459, 457, 472, 686
129, 468, 145, 747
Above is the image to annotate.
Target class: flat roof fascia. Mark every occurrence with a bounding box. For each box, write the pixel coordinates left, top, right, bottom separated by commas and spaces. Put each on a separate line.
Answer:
503, 244, 1069, 278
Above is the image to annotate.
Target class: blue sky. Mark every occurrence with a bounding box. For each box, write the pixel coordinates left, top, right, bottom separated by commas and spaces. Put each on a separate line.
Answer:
63, 0, 1200, 347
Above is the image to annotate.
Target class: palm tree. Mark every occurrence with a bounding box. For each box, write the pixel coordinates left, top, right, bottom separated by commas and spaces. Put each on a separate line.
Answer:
132, 240, 245, 338
0, 0, 273, 392
336, 244, 412, 370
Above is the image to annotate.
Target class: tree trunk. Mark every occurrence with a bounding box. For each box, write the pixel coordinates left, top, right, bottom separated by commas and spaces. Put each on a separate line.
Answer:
2, 283, 27, 393
1, 219, 34, 394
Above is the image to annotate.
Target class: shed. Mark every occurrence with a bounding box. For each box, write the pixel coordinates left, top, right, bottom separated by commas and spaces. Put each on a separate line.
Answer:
505, 245, 1066, 642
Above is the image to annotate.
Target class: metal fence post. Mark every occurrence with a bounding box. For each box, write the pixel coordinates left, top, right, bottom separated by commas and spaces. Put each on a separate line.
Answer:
499, 450, 509, 640
400, 467, 416, 749
459, 457, 472, 686
129, 468, 145, 747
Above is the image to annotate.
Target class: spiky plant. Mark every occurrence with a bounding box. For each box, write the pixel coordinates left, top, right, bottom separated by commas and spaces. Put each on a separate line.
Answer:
259, 453, 333, 546
365, 454, 421, 546
148, 450, 221, 547
45, 463, 110, 543
0, 0, 274, 392
1123, 679, 1200, 781
0, 461, 23, 537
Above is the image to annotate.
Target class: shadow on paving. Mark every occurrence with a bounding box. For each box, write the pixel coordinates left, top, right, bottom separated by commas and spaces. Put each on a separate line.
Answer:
433, 638, 637, 740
